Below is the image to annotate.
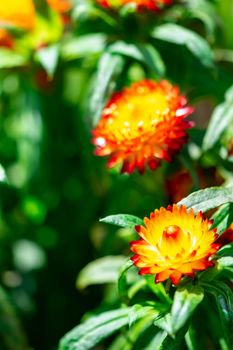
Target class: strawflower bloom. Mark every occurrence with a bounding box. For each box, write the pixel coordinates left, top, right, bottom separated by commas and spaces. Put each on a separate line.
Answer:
130, 205, 221, 285
92, 80, 193, 174
0, 0, 35, 30
97, 0, 172, 11
47, 0, 72, 13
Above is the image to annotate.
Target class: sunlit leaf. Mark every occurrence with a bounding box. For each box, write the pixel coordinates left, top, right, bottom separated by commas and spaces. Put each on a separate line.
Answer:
154, 285, 203, 338
89, 52, 124, 126
58, 308, 131, 350
0, 49, 27, 68
61, 34, 106, 60
170, 285, 204, 334
178, 186, 233, 213
100, 214, 143, 228
151, 23, 214, 68
128, 304, 154, 328
203, 85, 233, 150
108, 41, 165, 76
35, 44, 59, 77
118, 258, 134, 303
157, 323, 189, 350
211, 203, 233, 234
76, 255, 126, 289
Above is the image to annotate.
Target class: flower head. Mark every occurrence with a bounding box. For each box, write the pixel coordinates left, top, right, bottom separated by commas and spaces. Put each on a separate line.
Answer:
0, 0, 35, 30
93, 80, 193, 174
97, 0, 172, 11
47, 0, 72, 13
130, 205, 220, 285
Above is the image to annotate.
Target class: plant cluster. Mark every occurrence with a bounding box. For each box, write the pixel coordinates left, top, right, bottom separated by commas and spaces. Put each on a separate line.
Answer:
0, 1, 233, 350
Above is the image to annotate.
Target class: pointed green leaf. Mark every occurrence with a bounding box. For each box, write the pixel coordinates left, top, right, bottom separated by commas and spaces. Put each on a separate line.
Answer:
178, 186, 233, 213
109, 41, 165, 76
89, 52, 124, 126
118, 258, 134, 303
151, 24, 214, 68
35, 44, 59, 77
61, 34, 106, 60
170, 286, 204, 334
211, 203, 233, 234
76, 255, 127, 289
158, 324, 189, 350
58, 308, 131, 350
100, 214, 144, 228
203, 85, 233, 150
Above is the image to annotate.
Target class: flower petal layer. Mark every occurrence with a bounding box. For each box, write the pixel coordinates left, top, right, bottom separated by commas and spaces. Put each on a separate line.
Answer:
0, 0, 35, 30
93, 80, 193, 174
47, 0, 72, 13
130, 204, 221, 285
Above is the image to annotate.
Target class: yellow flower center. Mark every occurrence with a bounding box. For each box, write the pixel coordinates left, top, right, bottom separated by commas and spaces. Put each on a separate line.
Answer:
105, 91, 171, 142
163, 225, 182, 239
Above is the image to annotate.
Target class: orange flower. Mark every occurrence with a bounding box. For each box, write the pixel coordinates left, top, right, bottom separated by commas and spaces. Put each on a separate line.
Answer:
130, 205, 220, 285
0, 0, 35, 30
0, 28, 14, 48
92, 80, 193, 174
97, 0, 172, 11
47, 0, 72, 13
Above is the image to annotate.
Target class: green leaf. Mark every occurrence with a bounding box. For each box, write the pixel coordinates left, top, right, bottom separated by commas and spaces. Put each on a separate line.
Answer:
154, 285, 203, 338
178, 186, 233, 213
216, 243, 233, 258
151, 23, 214, 68
211, 203, 233, 234
157, 324, 189, 350
185, 0, 216, 39
170, 285, 204, 334
89, 52, 124, 126
201, 281, 233, 348
0, 49, 27, 69
118, 258, 134, 303
108, 41, 165, 76
203, 85, 233, 150
144, 331, 167, 350
144, 275, 172, 306
0, 164, 8, 184
108, 314, 156, 350
58, 308, 131, 350
100, 214, 144, 228
35, 44, 59, 77
128, 304, 154, 328
61, 34, 106, 60
185, 324, 205, 350
76, 255, 127, 289
217, 256, 233, 270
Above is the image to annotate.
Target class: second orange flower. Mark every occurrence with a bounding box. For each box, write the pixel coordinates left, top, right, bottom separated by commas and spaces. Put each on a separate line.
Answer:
92, 80, 194, 174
